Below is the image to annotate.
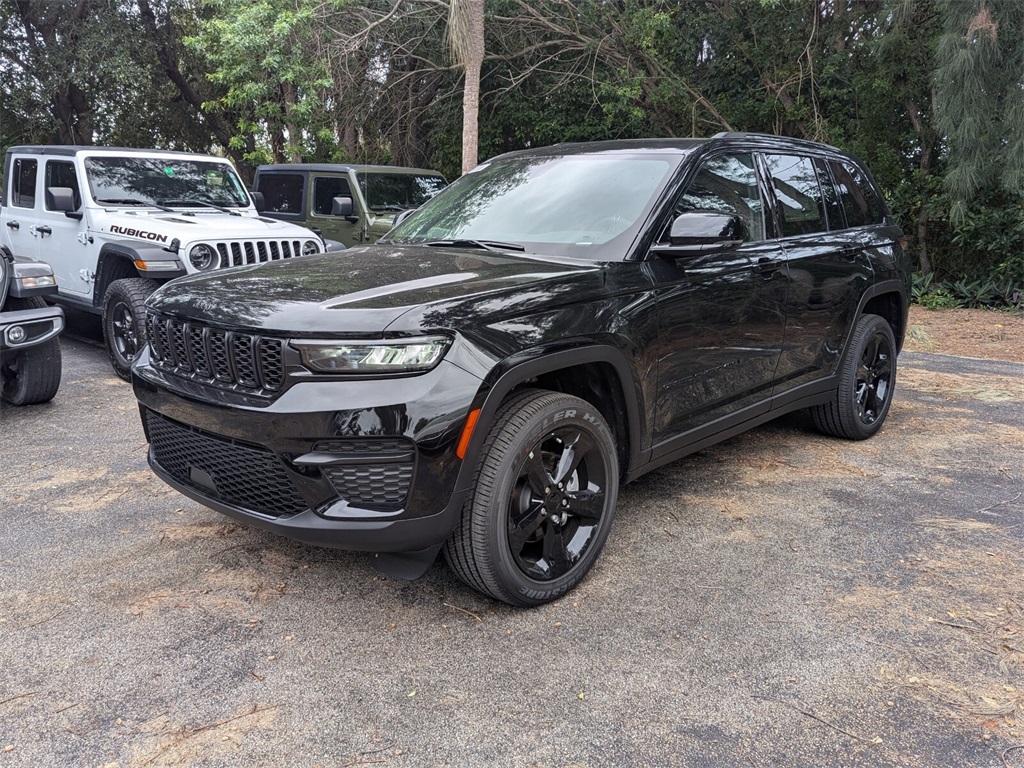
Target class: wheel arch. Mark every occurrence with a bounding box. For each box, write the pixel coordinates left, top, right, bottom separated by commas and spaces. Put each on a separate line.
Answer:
94, 241, 180, 307
858, 281, 908, 352
454, 345, 644, 493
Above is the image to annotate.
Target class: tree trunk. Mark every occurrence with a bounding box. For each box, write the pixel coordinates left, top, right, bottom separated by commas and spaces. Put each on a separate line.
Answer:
449, 0, 485, 174
905, 98, 934, 275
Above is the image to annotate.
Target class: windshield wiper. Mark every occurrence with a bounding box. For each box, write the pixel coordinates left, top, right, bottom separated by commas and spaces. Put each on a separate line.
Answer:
96, 197, 175, 212
424, 238, 526, 252
159, 198, 241, 216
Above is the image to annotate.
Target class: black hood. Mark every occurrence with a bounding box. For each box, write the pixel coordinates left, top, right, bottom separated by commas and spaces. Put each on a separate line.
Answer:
147, 245, 602, 336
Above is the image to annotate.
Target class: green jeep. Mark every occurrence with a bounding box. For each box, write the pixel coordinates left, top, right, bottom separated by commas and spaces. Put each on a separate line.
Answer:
252, 164, 447, 248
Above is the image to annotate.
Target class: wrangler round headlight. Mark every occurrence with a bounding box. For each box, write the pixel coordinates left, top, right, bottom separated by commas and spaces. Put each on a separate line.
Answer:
302, 239, 321, 257
292, 337, 451, 374
188, 243, 218, 271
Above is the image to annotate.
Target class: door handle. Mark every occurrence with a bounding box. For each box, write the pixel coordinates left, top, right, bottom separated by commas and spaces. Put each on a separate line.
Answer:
753, 257, 781, 275
5, 221, 18, 230
36, 225, 52, 236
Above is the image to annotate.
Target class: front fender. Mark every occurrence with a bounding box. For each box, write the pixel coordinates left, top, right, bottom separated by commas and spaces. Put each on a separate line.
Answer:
95, 241, 185, 304
452, 344, 646, 494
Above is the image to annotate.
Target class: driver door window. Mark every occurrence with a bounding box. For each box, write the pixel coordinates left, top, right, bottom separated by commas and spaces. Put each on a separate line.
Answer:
672, 153, 765, 241
313, 176, 352, 216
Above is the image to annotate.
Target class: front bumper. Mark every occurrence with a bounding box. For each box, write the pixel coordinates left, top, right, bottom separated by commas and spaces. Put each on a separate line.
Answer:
0, 305, 64, 350
132, 354, 482, 553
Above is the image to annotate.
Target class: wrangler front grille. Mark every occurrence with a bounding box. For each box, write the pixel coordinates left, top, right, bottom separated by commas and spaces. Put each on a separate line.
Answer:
214, 239, 308, 267
147, 313, 285, 394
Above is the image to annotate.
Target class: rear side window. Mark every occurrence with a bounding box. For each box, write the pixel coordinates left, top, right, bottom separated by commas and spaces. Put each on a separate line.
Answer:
763, 154, 826, 237
45, 160, 82, 210
313, 176, 352, 215
828, 160, 885, 227
257, 173, 304, 214
12, 159, 38, 208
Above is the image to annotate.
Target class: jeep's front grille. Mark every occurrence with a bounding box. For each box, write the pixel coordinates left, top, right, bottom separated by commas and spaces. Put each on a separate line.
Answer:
314, 438, 415, 508
147, 313, 285, 395
145, 410, 308, 518
215, 239, 307, 268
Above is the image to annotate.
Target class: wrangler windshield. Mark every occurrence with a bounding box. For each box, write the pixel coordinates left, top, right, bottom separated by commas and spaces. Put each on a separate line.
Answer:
85, 156, 251, 208
386, 153, 681, 260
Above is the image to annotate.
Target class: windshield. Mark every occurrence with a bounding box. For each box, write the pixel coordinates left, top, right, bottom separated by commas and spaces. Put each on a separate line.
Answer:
84, 156, 251, 208
357, 172, 448, 212
386, 153, 681, 260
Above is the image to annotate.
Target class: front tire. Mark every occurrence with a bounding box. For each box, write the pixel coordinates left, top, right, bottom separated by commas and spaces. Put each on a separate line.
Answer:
1, 297, 62, 405
102, 278, 159, 381
443, 390, 620, 607
810, 313, 897, 440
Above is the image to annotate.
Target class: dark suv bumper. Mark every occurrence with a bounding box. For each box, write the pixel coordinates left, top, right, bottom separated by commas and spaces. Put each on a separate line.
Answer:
0, 305, 64, 350
132, 354, 482, 553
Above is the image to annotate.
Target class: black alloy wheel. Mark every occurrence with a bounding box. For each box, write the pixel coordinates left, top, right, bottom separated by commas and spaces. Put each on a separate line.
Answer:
507, 427, 610, 581
102, 278, 159, 381
443, 389, 619, 607
854, 328, 893, 426
810, 313, 897, 440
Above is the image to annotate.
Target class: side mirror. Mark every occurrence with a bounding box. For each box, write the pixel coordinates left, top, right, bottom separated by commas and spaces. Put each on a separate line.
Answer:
331, 195, 355, 218
46, 186, 81, 219
650, 211, 747, 258
250, 190, 266, 212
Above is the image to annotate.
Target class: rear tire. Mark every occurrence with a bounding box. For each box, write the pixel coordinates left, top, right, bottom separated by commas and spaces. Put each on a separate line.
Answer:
102, 278, 159, 381
1, 297, 62, 405
810, 313, 896, 440
443, 390, 619, 607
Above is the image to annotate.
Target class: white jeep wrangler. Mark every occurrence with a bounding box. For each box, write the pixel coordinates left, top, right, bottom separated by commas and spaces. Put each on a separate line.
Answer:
0, 146, 328, 379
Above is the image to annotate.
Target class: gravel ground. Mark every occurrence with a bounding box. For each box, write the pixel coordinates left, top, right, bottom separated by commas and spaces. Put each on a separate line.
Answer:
1, 334, 1022, 768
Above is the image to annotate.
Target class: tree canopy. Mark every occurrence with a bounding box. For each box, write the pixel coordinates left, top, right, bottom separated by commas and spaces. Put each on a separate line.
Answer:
1, 0, 1022, 292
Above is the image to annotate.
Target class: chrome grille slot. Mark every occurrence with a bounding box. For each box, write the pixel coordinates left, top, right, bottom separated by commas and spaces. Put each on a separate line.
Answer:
170, 322, 191, 372
189, 325, 210, 376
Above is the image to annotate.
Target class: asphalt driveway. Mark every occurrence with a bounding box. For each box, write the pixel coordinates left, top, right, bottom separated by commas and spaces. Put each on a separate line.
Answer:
1, 335, 1022, 767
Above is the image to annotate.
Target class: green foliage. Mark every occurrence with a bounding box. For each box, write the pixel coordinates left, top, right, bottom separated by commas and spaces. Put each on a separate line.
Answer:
184, 0, 334, 164
3, 0, 1023, 294
934, 0, 1024, 223
912, 271, 1022, 311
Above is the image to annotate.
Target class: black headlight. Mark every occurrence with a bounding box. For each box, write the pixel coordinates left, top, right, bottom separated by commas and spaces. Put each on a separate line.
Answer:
188, 243, 219, 271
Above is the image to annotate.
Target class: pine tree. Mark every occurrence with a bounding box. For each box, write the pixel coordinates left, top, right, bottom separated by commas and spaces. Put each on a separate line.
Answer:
934, 0, 1024, 222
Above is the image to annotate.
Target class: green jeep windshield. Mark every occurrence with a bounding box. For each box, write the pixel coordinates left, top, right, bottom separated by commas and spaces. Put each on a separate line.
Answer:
357, 172, 447, 212
85, 156, 251, 207
386, 153, 680, 260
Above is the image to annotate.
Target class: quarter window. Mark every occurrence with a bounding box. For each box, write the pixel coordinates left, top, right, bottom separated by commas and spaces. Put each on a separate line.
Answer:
45, 160, 82, 211
257, 173, 304, 214
12, 159, 38, 208
829, 160, 885, 227
764, 154, 827, 237
674, 154, 764, 241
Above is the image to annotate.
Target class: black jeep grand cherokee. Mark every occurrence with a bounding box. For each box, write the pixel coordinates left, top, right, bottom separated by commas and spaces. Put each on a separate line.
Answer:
132, 133, 909, 606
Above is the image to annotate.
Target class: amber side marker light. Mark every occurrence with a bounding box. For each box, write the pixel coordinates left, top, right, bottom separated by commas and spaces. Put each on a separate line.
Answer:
456, 408, 481, 459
